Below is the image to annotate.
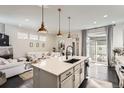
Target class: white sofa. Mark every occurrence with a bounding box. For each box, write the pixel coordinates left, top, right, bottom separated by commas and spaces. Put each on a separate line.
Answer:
26, 52, 60, 61
27, 52, 47, 61
0, 62, 25, 78
0, 58, 28, 78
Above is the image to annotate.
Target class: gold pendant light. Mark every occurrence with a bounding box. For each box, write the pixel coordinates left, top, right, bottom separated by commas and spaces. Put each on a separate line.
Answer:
67, 17, 71, 38
57, 8, 62, 37
38, 5, 47, 33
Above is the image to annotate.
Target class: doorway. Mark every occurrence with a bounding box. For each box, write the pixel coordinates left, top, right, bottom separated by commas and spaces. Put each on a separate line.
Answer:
87, 29, 108, 66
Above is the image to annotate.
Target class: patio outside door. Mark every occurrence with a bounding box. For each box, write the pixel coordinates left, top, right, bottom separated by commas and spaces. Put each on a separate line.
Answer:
87, 28, 108, 65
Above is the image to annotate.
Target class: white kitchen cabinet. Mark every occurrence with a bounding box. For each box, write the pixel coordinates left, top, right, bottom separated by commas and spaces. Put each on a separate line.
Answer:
60, 68, 73, 81
33, 67, 59, 88
60, 68, 73, 88
33, 62, 85, 88
80, 62, 85, 83
32, 57, 88, 88
33, 61, 86, 88
74, 69, 80, 88
74, 65, 81, 88
61, 74, 73, 88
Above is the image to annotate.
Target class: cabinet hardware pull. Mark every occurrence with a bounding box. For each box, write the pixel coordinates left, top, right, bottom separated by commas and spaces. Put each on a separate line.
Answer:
66, 72, 71, 76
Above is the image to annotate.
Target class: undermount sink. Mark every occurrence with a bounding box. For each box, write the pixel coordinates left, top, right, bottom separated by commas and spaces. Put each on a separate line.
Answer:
64, 58, 80, 64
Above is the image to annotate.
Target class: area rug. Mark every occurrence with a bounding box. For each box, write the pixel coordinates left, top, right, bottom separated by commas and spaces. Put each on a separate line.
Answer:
19, 70, 33, 80
86, 78, 113, 88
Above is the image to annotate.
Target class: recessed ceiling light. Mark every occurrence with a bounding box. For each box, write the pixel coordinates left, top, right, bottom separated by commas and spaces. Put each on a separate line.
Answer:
104, 15, 108, 18
94, 21, 97, 24
112, 21, 116, 24
25, 18, 30, 22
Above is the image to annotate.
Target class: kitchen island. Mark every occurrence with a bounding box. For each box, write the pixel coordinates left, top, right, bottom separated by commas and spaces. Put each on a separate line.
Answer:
32, 56, 89, 88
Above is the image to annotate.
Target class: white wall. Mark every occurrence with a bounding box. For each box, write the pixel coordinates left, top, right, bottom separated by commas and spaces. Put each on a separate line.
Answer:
4, 24, 56, 58
0, 23, 5, 33
113, 23, 124, 48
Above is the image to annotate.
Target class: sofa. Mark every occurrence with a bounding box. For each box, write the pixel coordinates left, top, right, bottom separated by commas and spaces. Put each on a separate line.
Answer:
0, 57, 29, 78
26, 52, 60, 62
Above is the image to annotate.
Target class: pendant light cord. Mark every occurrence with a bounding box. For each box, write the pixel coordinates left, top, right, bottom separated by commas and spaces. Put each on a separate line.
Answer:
42, 5, 44, 24
68, 17, 71, 33
38, 5, 47, 33
58, 8, 61, 33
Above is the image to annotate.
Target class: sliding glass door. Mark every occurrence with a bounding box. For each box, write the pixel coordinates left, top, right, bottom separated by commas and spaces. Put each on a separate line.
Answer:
87, 28, 108, 65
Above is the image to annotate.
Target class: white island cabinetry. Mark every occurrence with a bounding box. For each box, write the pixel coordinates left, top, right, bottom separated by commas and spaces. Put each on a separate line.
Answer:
33, 56, 88, 88
60, 68, 74, 88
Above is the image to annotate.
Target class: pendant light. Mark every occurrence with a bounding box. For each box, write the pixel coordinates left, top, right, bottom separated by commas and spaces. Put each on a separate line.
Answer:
67, 17, 71, 38
38, 5, 47, 33
57, 8, 62, 37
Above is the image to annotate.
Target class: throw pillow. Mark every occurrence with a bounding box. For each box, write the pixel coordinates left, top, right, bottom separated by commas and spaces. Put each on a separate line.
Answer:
0, 57, 9, 64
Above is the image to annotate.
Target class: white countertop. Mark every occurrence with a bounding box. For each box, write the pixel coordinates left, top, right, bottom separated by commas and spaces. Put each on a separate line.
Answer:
32, 56, 88, 76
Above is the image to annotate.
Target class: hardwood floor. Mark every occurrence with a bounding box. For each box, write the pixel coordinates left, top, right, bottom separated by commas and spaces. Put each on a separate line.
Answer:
0, 63, 119, 88
79, 63, 119, 88
0, 75, 33, 88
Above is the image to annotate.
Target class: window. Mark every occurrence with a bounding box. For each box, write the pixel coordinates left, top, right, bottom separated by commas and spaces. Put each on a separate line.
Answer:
17, 32, 28, 39
39, 36, 47, 41
29, 34, 38, 40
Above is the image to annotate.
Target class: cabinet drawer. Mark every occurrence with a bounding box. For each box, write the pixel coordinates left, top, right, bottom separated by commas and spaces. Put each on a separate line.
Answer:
61, 74, 73, 88
60, 68, 73, 82
74, 64, 80, 71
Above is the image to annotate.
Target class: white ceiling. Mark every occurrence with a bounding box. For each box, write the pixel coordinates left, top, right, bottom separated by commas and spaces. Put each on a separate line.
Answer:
0, 5, 124, 34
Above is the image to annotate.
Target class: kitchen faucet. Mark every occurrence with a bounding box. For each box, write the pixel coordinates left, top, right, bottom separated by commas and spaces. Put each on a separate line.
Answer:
66, 45, 74, 59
